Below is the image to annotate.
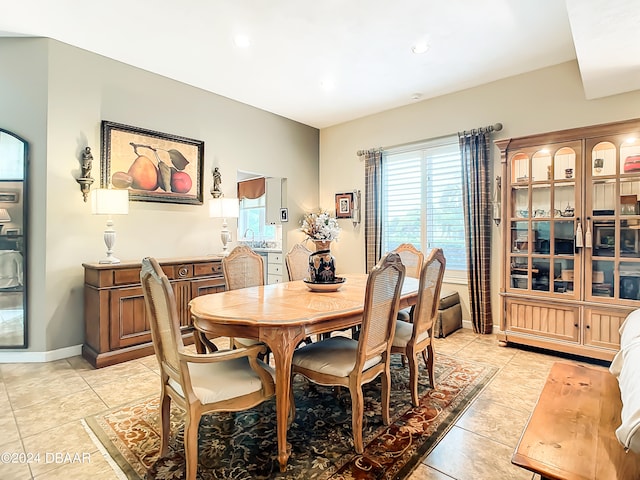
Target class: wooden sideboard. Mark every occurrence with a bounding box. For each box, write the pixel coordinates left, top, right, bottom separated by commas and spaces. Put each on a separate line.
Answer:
82, 256, 225, 368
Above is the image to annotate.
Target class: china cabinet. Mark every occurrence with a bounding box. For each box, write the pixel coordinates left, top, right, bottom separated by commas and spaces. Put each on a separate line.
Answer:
496, 118, 640, 361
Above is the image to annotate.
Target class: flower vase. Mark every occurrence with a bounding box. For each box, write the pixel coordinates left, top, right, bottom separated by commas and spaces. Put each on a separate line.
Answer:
309, 241, 336, 283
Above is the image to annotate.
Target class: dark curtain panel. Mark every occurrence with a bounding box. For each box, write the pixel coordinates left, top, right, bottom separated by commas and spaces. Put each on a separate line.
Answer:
459, 132, 493, 334
363, 150, 383, 272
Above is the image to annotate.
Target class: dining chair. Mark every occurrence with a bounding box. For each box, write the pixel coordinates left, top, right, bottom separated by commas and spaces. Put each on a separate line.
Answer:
140, 257, 275, 480
285, 242, 313, 281
291, 252, 406, 453
222, 245, 267, 352
392, 243, 425, 322
285, 242, 316, 344
391, 248, 446, 406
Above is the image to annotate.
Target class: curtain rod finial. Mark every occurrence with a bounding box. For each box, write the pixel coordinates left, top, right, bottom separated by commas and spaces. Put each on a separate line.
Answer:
493, 123, 503, 132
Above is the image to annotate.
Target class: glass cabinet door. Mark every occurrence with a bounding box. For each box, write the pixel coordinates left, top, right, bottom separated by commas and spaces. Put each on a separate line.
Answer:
507, 143, 581, 299
586, 135, 640, 304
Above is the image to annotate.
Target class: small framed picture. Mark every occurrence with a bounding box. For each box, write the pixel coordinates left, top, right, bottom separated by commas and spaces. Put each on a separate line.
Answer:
335, 192, 354, 219
280, 207, 289, 222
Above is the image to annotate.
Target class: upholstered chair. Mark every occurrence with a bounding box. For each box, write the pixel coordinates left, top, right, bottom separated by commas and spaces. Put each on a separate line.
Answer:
285, 243, 313, 281
391, 248, 446, 406
140, 257, 275, 480
291, 252, 406, 453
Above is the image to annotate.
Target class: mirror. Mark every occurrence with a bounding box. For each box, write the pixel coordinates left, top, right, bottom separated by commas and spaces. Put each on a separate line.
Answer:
0, 128, 27, 348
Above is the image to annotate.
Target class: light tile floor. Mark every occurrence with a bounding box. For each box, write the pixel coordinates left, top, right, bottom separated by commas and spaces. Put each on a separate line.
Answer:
0, 328, 609, 479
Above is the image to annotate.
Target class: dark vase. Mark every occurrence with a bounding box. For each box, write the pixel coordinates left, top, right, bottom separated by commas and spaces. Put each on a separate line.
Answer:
308, 241, 336, 283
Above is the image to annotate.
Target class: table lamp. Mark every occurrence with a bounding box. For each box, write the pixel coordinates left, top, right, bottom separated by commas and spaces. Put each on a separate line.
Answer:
91, 188, 129, 264
209, 197, 239, 255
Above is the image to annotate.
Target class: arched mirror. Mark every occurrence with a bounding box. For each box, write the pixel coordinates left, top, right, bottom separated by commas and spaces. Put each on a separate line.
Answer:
0, 128, 27, 348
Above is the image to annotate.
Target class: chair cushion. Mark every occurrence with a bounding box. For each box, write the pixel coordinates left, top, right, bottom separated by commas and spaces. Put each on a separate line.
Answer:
397, 308, 411, 322
392, 319, 430, 348
292, 336, 381, 377
168, 357, 275, 405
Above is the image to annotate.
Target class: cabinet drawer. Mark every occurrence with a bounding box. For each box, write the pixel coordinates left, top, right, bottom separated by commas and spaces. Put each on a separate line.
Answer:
113, 268, 142, 285
194, 262, 222, 277
268, 264, 283, 275
268, 274, 283, 284
268, 252, 283, 263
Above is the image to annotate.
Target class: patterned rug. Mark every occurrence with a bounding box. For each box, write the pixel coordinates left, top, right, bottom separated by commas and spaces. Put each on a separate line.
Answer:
86, 354, 496, 479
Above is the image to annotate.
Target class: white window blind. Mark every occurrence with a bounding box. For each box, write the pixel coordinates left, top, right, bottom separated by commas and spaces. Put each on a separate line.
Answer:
382, 136, 467, 281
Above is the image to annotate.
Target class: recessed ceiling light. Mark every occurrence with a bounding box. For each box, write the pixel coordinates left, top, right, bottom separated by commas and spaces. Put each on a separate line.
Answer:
411, 93, 422, 100
411, 41, 429, 54
319, 78, 335, 91
233, 34, 251, 48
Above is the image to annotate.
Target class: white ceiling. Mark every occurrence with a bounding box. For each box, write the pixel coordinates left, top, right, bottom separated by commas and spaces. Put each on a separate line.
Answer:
0, 0, 638, 128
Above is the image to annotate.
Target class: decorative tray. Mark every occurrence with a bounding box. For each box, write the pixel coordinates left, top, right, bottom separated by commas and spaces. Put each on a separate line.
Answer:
303, 277, 346, 292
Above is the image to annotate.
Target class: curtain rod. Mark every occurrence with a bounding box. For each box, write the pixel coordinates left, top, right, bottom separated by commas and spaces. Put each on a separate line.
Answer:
458, 122, 503, 137
356, 148, 383, 156
357, 122, 503, 156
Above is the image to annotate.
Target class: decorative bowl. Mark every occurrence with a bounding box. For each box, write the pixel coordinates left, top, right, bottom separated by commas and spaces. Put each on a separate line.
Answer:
303, 277, 346, 292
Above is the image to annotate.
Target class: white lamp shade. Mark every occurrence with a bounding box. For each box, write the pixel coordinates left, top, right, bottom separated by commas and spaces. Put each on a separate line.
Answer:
209, 198, 239, 218
0, 208, 11, 222
91, 188, 129, 215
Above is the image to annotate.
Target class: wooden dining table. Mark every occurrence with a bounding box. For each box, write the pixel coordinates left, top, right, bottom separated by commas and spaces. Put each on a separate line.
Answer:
188, 272, 419, 472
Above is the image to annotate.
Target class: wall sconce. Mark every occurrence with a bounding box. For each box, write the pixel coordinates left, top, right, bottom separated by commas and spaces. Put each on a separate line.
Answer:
352, 189, 361, 227
76, 146, 95, 202
493, 176, 501, 226
91, 188, 129, 264
0, 208, 11, 234
209, 197, 240, 255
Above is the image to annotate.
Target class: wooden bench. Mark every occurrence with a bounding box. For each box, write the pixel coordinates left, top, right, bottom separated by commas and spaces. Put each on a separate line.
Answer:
512, 362, 640, 480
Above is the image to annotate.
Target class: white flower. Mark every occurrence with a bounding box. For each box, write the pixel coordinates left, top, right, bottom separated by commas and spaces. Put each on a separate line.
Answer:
300, 211, 341, 241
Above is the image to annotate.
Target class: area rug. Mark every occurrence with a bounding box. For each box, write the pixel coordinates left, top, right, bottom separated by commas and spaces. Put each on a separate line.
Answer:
86, 354, 496, 479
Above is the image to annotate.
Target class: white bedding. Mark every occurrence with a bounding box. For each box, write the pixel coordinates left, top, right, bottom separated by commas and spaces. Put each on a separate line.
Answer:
0, 250, 23, 288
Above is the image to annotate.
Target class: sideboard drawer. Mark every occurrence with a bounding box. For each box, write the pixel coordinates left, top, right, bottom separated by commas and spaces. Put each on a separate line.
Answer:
113, 267, 142, 285
194, 262, 222, 277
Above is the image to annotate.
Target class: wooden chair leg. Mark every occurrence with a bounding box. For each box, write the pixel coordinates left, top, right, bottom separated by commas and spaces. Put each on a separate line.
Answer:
288, 383, 296, 428
159, 392, 171, 456
350, 384, 365, 454
184, 412, 200, 480
425, 344, 435, 388
408, 353, 420, 407
381, 366, 391, 424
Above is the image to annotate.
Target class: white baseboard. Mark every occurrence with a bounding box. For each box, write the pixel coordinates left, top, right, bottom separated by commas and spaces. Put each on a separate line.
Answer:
0, 344, 82, 363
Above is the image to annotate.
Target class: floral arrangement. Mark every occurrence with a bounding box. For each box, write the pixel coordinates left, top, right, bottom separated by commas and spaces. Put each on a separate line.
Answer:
300, 210, 341, 242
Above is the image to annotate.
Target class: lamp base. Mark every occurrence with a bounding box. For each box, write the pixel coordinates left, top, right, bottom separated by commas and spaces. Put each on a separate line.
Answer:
99, 255, 121, 264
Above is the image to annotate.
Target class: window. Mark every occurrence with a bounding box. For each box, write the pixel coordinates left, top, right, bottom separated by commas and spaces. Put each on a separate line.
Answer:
382, 135, 467, 282
238, 195, 276, 241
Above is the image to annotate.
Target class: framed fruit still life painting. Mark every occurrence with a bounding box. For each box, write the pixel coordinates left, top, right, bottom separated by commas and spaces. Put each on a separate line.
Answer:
100, 121, 204, 204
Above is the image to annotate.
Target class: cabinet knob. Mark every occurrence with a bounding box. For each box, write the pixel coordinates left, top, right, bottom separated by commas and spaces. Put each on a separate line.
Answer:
574, 323, 579, 328
586, 324, 590, 329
